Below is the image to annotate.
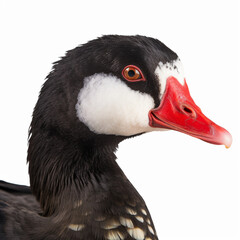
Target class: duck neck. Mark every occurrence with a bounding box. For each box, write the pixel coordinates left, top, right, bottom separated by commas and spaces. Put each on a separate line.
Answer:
27, 129, 126, 218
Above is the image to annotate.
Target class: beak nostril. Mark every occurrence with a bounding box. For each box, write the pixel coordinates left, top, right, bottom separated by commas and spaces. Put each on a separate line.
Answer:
181, 104, 196, 117
183, 106, 193, 114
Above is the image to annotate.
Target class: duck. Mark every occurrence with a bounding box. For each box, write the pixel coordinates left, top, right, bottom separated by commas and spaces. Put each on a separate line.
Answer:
0, 35, 232, 240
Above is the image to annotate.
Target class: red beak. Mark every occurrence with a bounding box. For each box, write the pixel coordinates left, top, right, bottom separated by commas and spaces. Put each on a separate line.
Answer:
149, 77, 232, 148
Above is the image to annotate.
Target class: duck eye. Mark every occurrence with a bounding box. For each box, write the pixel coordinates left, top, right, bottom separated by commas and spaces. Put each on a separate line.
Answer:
122, 65, 145, 82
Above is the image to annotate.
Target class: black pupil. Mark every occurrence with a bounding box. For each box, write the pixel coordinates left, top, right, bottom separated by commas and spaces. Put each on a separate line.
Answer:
128, 70, 135, 77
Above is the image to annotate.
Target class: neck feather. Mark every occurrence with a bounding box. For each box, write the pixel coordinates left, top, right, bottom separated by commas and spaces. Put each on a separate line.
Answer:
27, 127, 123, 217
27, 127, 156, 239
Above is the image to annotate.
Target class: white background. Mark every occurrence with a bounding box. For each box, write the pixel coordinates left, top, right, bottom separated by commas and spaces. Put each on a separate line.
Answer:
0, 1, 239, 239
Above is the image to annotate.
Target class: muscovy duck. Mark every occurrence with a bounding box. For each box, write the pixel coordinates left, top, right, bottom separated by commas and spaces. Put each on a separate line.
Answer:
0, 35, 232, 240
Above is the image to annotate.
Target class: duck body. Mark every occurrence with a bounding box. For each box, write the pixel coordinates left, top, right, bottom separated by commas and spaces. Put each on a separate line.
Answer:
0, 146, 156, 240
1, 137, 157, 239
0, 35, 231, 239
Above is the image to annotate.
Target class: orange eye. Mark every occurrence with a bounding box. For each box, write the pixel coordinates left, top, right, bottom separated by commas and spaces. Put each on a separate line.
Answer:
122, 65, 145, 82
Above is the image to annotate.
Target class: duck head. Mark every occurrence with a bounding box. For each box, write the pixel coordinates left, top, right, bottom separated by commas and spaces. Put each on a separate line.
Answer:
32, 35, 232, 148
73, 36, 231, 147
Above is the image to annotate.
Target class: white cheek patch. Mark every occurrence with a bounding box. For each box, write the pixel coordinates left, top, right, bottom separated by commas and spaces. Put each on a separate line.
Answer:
76, 73, 155, 136
155, 58, 185, 98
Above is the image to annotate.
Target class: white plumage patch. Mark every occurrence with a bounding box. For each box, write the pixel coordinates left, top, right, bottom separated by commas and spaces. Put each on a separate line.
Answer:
146, 218, 151, 225
126, 207, 137, 215
127, 227, 145, 240
119, 217, 134, 228
155, 58, 185, 98
105, 230, 125, 240
68, 224, 85, 231
101, 219, 121, 230
135, 216, 144, 223
141, 209, 147, 216
148, 225, 155, 235
76, 73, 154, 136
